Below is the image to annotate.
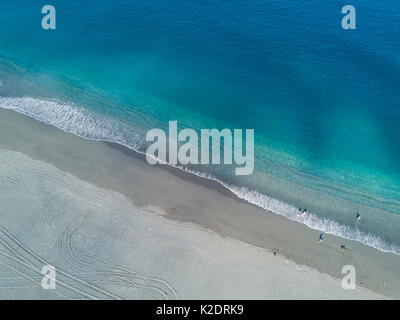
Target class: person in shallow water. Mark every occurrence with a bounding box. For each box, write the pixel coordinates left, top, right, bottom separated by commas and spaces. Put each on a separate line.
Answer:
297, 208, 308, 216
355, 212, 361, 221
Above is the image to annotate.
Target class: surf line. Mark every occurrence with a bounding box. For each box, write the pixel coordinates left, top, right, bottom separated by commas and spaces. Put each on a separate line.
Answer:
145, 121, 254, 175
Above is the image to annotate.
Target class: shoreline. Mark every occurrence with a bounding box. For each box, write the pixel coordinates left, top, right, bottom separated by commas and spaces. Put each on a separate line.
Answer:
2, 96, 399, 256
1, 107, 400, 298
105, 142, 244, 200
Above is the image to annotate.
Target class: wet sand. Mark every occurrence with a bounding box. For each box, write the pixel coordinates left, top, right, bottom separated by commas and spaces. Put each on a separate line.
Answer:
0, 108, 399, 299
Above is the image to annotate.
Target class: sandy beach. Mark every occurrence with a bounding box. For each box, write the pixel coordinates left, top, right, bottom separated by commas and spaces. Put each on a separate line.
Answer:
0, 107, 399, 299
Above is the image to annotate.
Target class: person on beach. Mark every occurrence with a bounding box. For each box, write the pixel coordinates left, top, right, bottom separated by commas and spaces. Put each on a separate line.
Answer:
318, 233, 324, 242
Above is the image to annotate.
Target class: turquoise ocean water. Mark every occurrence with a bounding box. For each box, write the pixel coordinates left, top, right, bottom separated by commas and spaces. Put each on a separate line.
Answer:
0, 1, 399, 253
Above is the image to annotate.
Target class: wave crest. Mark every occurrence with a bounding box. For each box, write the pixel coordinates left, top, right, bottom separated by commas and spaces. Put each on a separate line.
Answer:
0, 96, 143, 151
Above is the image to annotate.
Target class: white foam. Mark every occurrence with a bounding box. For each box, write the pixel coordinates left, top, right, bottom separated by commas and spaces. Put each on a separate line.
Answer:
1, 95, 400, 256
175, 167, 400, 255
0, 96, 143, 151
226, 185, 400, 255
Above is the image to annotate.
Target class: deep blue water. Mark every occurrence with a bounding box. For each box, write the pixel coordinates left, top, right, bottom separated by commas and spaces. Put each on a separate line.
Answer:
0, 1, 399, 253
